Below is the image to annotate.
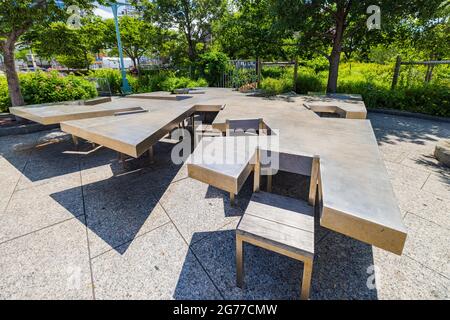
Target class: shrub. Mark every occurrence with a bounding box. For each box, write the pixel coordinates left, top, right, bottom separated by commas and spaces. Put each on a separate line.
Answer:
295, 68, 326, 94
89, 69, 138, 95
90, 69, 208, 94
360, 85, 449, 117
303, 57, 329, 74
196, 51, 230, 87
160, 76, 207, 92
260, 77, 294, 95
19, 71, 97, 105
0, 71, 98, 112
262, 66, 293, 79
229, 68, 258, 88
0, 76, 10, 112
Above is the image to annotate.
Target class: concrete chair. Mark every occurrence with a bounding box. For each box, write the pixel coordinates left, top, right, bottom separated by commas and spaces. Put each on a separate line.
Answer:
225, 118, 264, 206
225, 118, 264, 137
236, 150, 320, 300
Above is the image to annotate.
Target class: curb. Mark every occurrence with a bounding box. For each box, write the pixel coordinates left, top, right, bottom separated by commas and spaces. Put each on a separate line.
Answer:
368, 108, 450, 123
0, 122, 59, 137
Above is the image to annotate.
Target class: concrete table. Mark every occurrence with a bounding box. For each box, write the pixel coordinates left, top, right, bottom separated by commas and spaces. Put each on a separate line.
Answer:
186, 89, 407, 255
9, 98, 147, 125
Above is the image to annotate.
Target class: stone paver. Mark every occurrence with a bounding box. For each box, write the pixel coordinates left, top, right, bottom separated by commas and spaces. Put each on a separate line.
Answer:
91, 222, 222, 299
0, 112, 449, 299
0, 218, 92, 299
403, 213, 450, 278
159, 178, 242, 244
0, 175, 82, 243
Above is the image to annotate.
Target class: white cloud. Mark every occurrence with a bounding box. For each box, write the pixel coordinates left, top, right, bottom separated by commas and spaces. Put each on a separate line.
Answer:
93, 6, 114, 19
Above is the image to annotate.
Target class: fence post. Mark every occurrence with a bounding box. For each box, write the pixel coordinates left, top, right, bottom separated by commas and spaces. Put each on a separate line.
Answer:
293, 58, 298, 92
391, 56, 402, 89
257, 58, 262, 87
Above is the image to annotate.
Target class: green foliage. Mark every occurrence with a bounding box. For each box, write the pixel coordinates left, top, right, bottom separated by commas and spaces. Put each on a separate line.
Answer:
57, 53, 95, 70
258, 61, 450, 117
230, 68, 258, 88
104, 16, 160, 68
339, 84, 450, 117
215, 0, 286, 59
295, 69, 326, 94
31, 17, 108, 70
368, 45, 399, 65
0, 71, 97, 112
160, 77, 208, 92
261, 66, 291, 79
20, 71, 97, 105
260, 77, 293, 95
196, 51, 230, 86
89, 69, 207, 95
303, 57, 330, 74
143, 0, 227, 61
0, 76, 10, 112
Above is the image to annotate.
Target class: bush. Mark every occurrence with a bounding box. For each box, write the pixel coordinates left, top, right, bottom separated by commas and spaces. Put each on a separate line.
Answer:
295, 68, 326, 94
260, 77, 293, 95
18, 71, 97, 106
196, 51, 230, 87
262, 66, 292, 79
230, 68, 258, 88
303, 57, 329, 74
354, 85, 450, 117
0, 71, 98, 112
160, 76, 208, 92
0, 76, 10, 112
90, 69, 208, 94
89, 69, 138, 95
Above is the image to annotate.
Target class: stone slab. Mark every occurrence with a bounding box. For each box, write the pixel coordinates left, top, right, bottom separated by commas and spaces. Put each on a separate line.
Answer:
0, 219, 92, 299
91, 222, 221, 299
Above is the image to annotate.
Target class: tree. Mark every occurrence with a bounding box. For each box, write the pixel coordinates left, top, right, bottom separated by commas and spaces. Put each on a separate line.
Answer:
31, 17, 107, 70
104, 16, 159, 70
0, 0, 96, 106
215, 0, 286, 60
139, 0, 227, 62
272, 0, 445, 93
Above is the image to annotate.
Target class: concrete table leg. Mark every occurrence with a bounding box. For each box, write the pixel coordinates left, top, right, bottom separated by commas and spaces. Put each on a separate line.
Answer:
266, 175, 272, 192
72, 135, 79, 146
147, 146, 155, 164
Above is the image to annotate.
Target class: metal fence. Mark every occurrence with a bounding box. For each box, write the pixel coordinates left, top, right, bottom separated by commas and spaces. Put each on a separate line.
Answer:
218, 60, 258, 88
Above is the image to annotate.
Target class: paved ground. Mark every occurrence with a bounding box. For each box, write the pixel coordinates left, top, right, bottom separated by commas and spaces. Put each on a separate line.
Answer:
0, 112, 449, 300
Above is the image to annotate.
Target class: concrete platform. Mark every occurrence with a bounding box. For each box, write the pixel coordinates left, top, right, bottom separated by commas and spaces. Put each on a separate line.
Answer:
0, 112, 448, 299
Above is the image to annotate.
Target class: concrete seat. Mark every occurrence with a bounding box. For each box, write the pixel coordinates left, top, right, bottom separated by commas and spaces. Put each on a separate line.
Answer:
225, 118, 264, 137
225, 118, 264, 205
236, 153, 320, 300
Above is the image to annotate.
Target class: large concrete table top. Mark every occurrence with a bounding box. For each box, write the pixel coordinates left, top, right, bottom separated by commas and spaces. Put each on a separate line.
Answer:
61, 99, 202, 158
45, 88, 403, 254
9, 98, 153, 125
186, 89, 406, 255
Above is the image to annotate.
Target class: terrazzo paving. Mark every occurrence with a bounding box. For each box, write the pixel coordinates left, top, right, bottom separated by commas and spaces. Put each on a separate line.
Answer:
0, 112, 449, 299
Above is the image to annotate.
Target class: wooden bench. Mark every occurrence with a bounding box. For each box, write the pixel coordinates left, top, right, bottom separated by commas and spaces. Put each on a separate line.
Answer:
236, 153, 320, 300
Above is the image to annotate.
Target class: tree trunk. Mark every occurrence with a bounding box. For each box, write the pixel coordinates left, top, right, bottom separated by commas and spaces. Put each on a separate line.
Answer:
326, 9, 346, 94
2, 39, 25, 106
187, 38, 196, 62
327, 51, 341, 93
130, 56, 138, 70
